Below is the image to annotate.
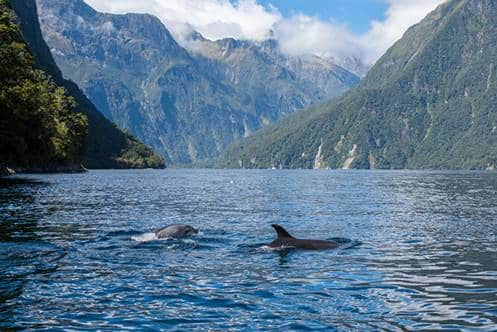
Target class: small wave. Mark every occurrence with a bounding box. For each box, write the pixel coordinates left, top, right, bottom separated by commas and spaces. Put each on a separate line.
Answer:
329, 237, 352, 244
257, 245, 296, 252
131, 232, 158, 242
131, 233, 199, 248
256, 245, 272, 252
106, 230, 142, 238
339, 240, 362, 250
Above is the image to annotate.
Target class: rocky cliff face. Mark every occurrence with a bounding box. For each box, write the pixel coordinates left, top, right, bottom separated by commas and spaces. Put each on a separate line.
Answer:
187, 36, 359, 121
223, 0, 497, 170
37, 0, 360, 164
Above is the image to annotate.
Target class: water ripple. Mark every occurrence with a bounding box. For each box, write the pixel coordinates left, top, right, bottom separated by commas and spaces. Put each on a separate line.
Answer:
1, 170, 497, 330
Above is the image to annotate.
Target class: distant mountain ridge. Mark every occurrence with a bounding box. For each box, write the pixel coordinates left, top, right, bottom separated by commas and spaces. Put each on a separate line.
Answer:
223, 0, 497, 170
186, 35, 360, 109
36, 0, 361, 165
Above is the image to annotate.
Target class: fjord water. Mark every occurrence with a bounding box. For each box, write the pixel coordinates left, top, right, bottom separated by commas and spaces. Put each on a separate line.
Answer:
1, 170, 496, 331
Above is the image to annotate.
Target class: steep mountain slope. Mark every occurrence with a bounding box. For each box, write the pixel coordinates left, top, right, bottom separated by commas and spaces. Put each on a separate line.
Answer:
36, 0, 360, 164
10, 0, 164, 169
1, 0, 86, 172
223, 0, 497, 170
186, 35, 360, 119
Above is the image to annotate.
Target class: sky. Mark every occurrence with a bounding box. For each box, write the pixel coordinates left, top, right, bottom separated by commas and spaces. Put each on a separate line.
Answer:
257, 0, 388, 34
84, 0, 447, 65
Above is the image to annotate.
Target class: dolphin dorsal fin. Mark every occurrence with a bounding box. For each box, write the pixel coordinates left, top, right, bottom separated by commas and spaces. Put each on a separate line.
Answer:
271, 224, 295, 239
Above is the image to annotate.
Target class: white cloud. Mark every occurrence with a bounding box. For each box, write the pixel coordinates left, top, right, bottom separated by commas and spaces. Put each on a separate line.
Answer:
360, 0, 448, 63
84, 0, 447, 65
84, 0, 280, 42
273, 14, 362, 60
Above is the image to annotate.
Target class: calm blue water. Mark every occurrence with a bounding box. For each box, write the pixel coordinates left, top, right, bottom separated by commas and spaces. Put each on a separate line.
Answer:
1, 170, 497, 331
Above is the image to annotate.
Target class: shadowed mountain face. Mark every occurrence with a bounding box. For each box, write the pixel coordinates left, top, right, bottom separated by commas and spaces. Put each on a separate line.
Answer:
223, 0, 497, 170
36, 0, 360, 165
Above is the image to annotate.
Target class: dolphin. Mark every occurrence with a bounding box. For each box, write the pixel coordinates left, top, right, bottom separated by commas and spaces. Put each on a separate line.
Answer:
267, 224, 339, 250
155, 224, 198, 239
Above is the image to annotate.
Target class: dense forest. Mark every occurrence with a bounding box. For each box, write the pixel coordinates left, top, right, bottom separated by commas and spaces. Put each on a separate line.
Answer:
0, 0, 87, 170
1, 0, 165, 173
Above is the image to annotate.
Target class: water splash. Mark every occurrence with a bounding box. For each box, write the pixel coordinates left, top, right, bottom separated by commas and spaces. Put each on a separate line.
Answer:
131, 232, 158, 242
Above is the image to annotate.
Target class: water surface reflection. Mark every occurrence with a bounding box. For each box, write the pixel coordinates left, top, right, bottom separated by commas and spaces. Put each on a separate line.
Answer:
1, 170, 496, 330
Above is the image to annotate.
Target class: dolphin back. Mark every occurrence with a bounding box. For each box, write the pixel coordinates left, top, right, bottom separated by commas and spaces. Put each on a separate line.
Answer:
268, 224, 341, 250
155, 224, 197, 239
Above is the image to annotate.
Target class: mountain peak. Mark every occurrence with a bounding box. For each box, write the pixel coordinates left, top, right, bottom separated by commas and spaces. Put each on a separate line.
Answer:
37, 0, 360, 165
188, 30, 206, 42
37, 0, 188, 65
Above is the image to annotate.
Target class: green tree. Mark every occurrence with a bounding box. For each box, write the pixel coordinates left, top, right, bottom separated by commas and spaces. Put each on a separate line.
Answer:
0, 0, 87, 167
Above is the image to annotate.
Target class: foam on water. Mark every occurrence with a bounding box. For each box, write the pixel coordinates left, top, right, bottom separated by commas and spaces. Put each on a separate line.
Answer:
131, 232, 158, 242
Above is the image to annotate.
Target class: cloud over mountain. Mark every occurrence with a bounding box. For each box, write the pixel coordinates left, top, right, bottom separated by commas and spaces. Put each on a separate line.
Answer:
84, 0, 446, 64
360, 0, 447, 63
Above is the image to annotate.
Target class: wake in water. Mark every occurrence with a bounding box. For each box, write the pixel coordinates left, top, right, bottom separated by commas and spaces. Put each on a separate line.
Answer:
329, 238, 362, 250
131, 232, 201, 253
131, 230, 204, 243
257, 244, 296, 252
131, 232, 158, 242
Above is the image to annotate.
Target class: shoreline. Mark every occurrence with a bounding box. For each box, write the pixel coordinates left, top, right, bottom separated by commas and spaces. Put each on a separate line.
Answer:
0, 163, 87, 177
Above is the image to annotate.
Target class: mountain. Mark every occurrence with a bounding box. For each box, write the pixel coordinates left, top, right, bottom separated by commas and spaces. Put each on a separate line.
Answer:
1, 0, 86, 172
9, 0, 165, 169
36, 0, 360, 165
223, 0, 497, 170
185, 35, 359, 108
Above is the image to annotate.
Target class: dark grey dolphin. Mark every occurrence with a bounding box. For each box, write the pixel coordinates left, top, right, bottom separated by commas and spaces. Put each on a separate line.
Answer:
155, 224, 198, 239
267, 224, 339, 250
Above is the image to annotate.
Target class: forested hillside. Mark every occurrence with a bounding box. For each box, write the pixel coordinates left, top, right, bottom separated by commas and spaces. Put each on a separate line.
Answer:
223, 0, 497, 170
0, 0, 87, 171
2, 0, 165, 170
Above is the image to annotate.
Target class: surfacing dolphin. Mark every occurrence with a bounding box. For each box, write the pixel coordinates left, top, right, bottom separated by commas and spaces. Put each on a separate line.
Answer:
155, 224, 198, 239
267, 224, 339, 250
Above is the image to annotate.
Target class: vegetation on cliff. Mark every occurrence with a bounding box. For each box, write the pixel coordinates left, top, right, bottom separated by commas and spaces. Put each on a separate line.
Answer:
223, 0, 497, 170
0, 0, 86, 168
1, 0, 165, 170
